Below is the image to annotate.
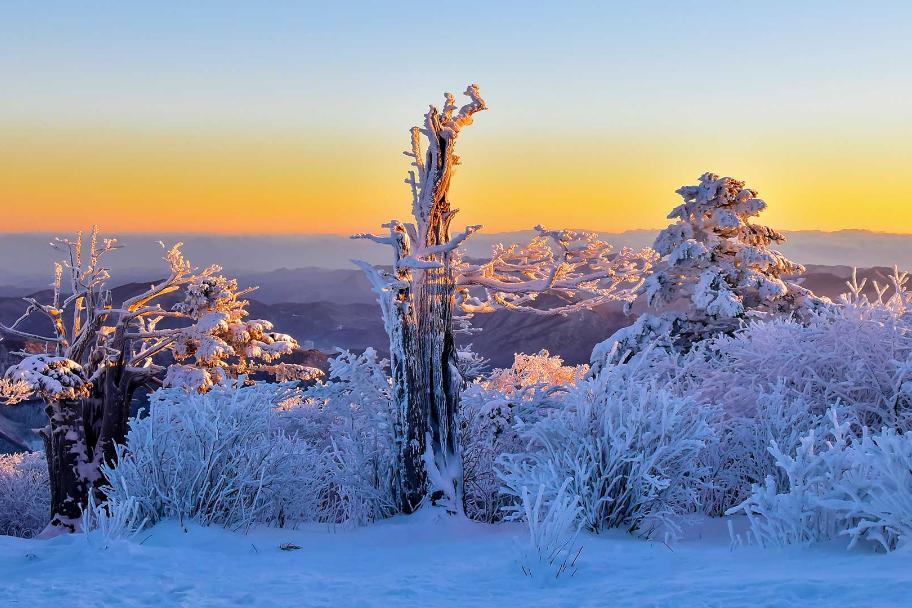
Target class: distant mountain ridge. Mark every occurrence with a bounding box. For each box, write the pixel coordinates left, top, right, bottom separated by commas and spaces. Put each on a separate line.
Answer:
2, 230, 912, 289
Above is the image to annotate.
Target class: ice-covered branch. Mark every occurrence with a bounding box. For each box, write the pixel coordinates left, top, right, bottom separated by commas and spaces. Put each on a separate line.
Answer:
455, 227, 655, 317
414, 224, 482, 257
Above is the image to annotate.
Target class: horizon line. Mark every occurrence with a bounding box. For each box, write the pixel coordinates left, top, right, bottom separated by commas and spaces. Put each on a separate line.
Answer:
2, 227, 911, 238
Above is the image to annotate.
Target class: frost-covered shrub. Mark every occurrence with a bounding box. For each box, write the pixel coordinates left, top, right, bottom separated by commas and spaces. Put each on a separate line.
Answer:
482, 351, 587, 396
103, 382, 330, 532
0, 451, 49, 537
515, 481, 583, 580
730, 411, 912, 552
699, 387, 827, 515
833, 428, 912, 551
461, 351, 583, 523
81, 493, 147, 548
290, 349, 400, 525
637, 269, 912, 428
596, 281, 912, 513
676, 291, 912, 431
459, 383, 523, 523
727, 411, 853, 547
498, 374, 715, 540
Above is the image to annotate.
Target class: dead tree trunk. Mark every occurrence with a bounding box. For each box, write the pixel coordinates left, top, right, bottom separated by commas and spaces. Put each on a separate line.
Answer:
414, 208, 465, 512
382, 250, 464, 514
83, 360, 143, 503
354, 85, 487, 515
40, 366, 139, 533
40, 399, 90, 534
396, 313, 426, 513
353, 86, 655, 518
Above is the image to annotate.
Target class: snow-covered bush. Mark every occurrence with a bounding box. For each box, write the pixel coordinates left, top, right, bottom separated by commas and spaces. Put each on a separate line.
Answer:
498, 374, 715, 540
81, 493, 147, 548
595, 275, 912, 514
292, 349, 400, 525
698, 386, 826, 515
672, 283, 912, 430
461, 351, 583, 523
833, 428, 912, 551
730, 410, 912, 552
727, 411, 853, 547
102, 382, 330, 532
515, 481, 583, 580
0, 451, 49, 537
482, 350, 587, 396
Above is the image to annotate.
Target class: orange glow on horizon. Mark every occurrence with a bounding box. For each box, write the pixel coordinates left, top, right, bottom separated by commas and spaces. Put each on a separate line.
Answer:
2, 124, 911, 236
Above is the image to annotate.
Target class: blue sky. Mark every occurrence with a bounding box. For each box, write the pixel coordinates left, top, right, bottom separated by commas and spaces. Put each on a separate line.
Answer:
4, 1, 909, 131
1, 1, 911, 234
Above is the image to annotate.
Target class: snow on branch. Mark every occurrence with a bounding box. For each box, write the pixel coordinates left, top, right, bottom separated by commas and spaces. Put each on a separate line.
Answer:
2, 355, 91, 403
2, 228, 309, 400
405, 85, 487, 244
457, 226, 656, 316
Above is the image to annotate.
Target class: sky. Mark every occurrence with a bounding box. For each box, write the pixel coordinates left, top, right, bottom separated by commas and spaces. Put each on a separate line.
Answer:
1, 1, 910, 235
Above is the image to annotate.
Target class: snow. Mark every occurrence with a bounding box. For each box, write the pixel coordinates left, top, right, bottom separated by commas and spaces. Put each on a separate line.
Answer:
1, 511, 910, 607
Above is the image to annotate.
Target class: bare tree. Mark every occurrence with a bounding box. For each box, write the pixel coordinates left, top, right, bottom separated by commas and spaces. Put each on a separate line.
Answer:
354, 85, 655, 514
0, 229, 315, 535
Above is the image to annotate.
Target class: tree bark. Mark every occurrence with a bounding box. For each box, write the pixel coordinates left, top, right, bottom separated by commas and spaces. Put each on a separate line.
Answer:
83, 359, 141, 503
395, 317, 427, 513
412, 189, 465, 514
40, 399, 90, 534
40, 355, 142, 533
415, 266, 463, 513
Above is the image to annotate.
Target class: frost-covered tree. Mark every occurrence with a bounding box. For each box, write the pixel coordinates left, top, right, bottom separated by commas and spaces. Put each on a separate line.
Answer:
0, 229, 312, 534
354, 84, 654, 514
595, 172, 828, 366
165, 275, 319, 391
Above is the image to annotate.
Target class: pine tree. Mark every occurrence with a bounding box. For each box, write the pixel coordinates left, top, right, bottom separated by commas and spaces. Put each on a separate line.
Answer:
594, 172, 828, 367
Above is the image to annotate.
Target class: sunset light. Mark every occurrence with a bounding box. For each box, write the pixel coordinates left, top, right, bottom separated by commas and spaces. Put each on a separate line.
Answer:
2, 2, 910, 234
2, 3, 912, 606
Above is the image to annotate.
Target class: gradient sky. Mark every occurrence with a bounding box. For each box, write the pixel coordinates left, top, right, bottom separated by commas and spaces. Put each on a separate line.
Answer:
1, 1, 910, 235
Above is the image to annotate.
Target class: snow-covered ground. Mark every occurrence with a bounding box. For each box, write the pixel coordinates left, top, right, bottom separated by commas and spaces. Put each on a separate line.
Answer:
1, 511, 910, 608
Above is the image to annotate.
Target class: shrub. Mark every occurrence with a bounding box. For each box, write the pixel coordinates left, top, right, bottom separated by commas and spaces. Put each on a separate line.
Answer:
294, 349, 399, 525
460, 351, 583, 523
498, 374, 715, 541
0, 451, 49, 537
515, 481, 583, 580
102, 382, 330, 532
729, 410, 912, 552
590, 277, 912, 514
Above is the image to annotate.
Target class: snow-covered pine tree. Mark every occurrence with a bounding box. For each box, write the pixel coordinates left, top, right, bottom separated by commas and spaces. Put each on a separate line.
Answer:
593, 172, 828, 368
354, 85, 654, 515
0, 229, 315, 535
165, 274, 321, 391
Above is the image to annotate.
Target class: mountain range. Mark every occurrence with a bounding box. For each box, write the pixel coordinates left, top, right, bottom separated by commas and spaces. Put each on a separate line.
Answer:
2, 230, 912, 289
